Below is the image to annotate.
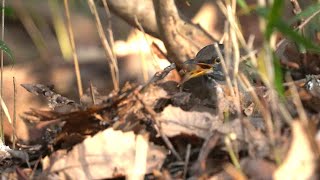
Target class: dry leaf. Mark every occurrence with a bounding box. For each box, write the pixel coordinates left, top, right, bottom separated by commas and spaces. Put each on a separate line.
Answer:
159, 105, 269, 157
273, 121, 319, 180
43, 128, 167, 179
159, 105, 218, 138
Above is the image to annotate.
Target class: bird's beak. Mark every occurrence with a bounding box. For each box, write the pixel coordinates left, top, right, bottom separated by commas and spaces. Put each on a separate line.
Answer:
180, 63, 214, 84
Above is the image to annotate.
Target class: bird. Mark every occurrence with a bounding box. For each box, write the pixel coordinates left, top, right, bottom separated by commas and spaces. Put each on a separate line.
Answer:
180, 44, 226, 85
178, 44, 230, 102
179, 43, 258, 104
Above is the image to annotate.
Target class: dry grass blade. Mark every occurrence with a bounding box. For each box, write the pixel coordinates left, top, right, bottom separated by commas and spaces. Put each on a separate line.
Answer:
0, 96, 11, 127
63, 0, 83, 98
238, 73, 274, 143
0, 0, 5, 143
89, 81, 96, 105
290, 0, 302, 15
217, 0, 246, 47
101, 0, 115, 55
87, 0, 119, 91
183, 144, 191, 180
286, 74, 308, 125
213, 43, 235, 98
133, 91, 182, 161
13, 77, 16, 149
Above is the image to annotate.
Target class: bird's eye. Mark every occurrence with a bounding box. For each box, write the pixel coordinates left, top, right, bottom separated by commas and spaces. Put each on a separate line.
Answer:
214, 58, 221, 64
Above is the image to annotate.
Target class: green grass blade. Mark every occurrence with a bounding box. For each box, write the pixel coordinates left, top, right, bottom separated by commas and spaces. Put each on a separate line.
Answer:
0, 40, 14, 63
274, 20, 320, 52
273, 56, 284, 97
265, 0, 285, 40
289, 3, 320, 25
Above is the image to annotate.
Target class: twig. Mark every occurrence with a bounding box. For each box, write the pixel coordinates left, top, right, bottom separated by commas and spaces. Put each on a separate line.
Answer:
63, 0, 83, 99
87, 0, 119, 91
286, 73, 308, 125
29, 155, 42, 179
192, 132, 220, 176
101, 0, 116, 57
21, 84, 81, 110
213, 43, 235, 97
133, 91, 182, 161
183, 144, 191, 179
238, 73, 274, 144
296, 8, 320, 31
290, 0, 302, 16
140, 63, 176, 92
89, 81, 96, 105
283, 74, 320, 87
13, 77, 16, 149
0, 0, 5, 143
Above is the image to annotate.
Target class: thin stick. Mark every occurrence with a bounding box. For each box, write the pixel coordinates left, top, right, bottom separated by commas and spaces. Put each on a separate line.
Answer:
13, 77, 16, 149
213, 43, 235, 97
238, 73, 274, 144
63, 0, 83, 99
183, 144, 191, 179
29, 155, 42, 179
87, 0, 119, 91
133, 91, 182, 161
290, 0, 302, 16
101, 0, 115, 57
286, 74, 308, 125
0, 0, 5, 143
89, 81, 96, 105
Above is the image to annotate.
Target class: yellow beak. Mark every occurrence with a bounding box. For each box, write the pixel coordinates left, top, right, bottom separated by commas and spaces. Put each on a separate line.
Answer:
180, 63, 214, 84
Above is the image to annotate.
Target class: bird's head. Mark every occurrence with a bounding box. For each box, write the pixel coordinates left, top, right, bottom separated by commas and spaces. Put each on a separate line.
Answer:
181, 44, 226, 84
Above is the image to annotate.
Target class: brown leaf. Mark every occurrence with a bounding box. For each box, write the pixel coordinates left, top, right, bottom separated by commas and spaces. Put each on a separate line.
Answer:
273, 121, 319, 180
43, 128, 167, 179
159, 105, 218, 138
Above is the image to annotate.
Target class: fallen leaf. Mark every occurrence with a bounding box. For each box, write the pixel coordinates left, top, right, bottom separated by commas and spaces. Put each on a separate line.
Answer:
43, 128, 167, 179
159, 105, 218, 138
273, 121, 319, 180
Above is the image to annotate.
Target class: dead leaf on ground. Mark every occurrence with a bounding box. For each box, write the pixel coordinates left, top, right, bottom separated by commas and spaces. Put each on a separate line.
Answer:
42, 128, 167, 179
159, 105, 218, 138
273, 121, 319, 180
